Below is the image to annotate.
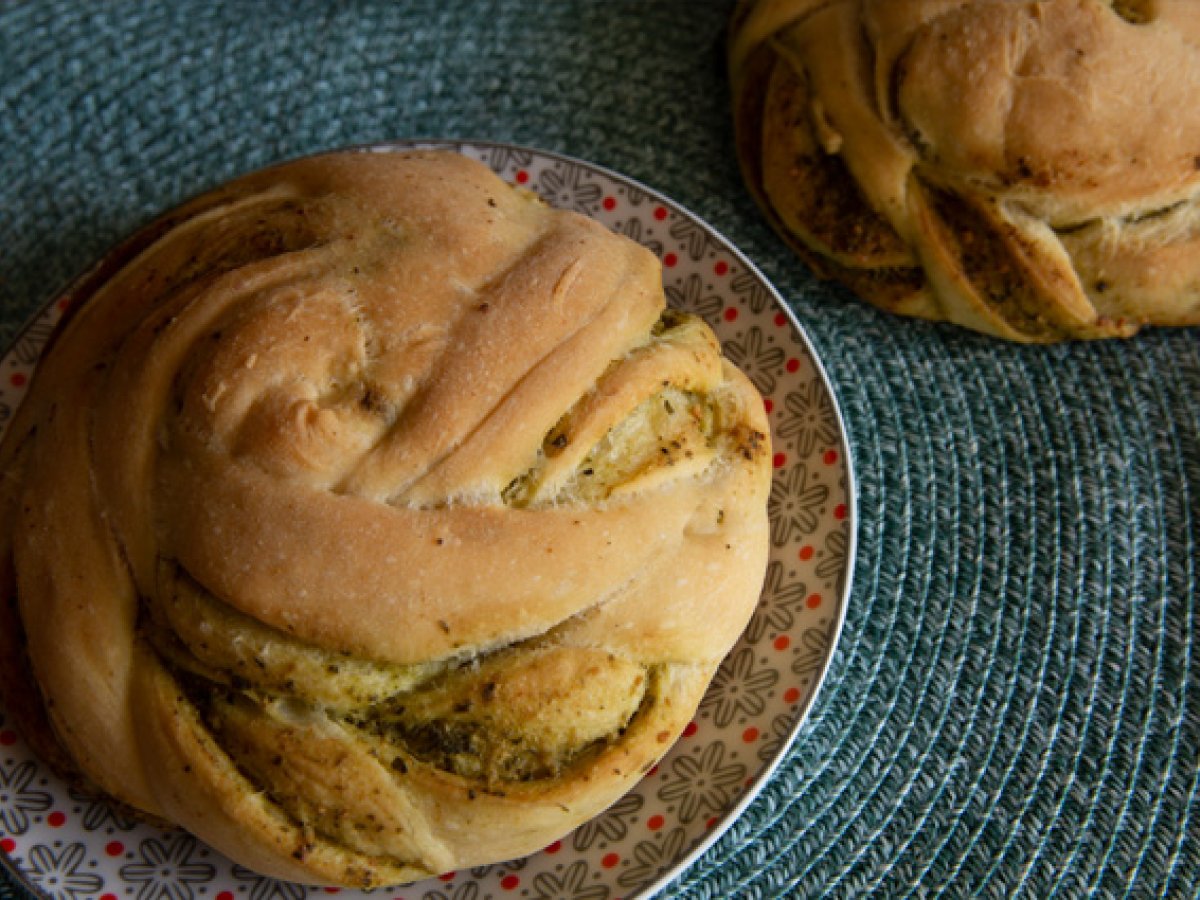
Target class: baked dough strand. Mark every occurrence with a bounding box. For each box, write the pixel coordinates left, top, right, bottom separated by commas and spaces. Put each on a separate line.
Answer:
0, 150, 771, 886
731, 0, 1200, 340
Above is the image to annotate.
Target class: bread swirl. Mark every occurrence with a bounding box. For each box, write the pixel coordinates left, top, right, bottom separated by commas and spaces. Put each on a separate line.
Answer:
730, 0, 1200, 341
0, 150, 771, 886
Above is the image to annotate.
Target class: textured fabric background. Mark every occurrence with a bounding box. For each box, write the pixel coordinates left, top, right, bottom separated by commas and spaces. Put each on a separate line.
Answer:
1, 2, 1198, 897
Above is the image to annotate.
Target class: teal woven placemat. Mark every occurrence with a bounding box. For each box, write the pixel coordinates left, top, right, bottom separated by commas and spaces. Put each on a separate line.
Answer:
1, 2, 1197, 897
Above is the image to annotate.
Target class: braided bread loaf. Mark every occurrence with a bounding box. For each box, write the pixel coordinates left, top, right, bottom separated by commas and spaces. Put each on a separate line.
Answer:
730, 0, 1200, 341
0, 150, 771, 886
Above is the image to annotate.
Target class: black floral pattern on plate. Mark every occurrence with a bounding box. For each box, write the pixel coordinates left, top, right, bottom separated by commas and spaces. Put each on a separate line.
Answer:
615, 217, 664, 258
731, 270, 772, 315
658, 744, 745, 825
622, 183, 651, 206
744, 561, 810, 644
468, 855, 527, 879
529, 860, 608, 900
25, 842, 102, 899
68, 787, 138, 833
0, 761, 51, 835
768, 462, 830, 547
665, 272, 723, 325
479, 146, 534, 174
10, 322, 55, 366
423, 880, 485, 900
617, 828, 688, 891
792, 623, 834, 678
700, 647, 779, 728
572, 793, 642, 852
232, 865, 309, 900
819, 524, 851, 596
757, 708, 800, 765
668, 217, 713, 262
778, 381, 840, 458
536, 163, 603, 214
724, 325, 785, 396
120, 832, 214, 900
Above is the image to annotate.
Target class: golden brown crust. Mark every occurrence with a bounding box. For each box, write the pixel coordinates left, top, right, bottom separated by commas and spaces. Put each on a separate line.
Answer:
0, 150, 771, 886
730, 0, 1200, 340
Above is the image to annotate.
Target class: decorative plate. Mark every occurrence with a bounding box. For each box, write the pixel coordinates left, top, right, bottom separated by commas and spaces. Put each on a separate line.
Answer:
0, 141, 855, 900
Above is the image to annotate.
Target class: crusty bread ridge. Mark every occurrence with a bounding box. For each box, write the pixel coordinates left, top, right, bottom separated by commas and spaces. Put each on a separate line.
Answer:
730, 0, 1200, 341
0, 150, 772, 886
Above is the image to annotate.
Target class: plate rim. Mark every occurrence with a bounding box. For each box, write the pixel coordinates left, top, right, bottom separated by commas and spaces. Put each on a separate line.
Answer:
0, 138, 857, 900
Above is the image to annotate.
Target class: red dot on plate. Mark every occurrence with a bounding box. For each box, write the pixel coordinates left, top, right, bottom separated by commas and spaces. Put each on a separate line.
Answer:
742, 727, 760, 743
602, 196, 617, 211
683, 721, 699, 738
834, 503, 847, 520
772, 452, 787, 468
807, 593, 823, 609
544, 840, 562, 854
663, 252, 678, 268
798, 545, 814, 561
774, 312, 788, 327
723, 307, 738, 322
46, 812, 65, 828
101, 895, 119, 900
323, 889, 341, 894
784, 687, 802, 703
785, 358, 801, 373
824, 449, 839, 465
647, 814, 665, 830
714, 260, 729, 276
438, 872, 455, 882
706, 817, 720, 830
501, 874, 521, 890
763, 397, 774, 414
514, 170, 529, 185
0, 731, 17, 746
1, 838, 15, 854
646, 764, 659, 777
653, 206, 668, 221
105, 841, 124, 857
216, 893, 234, 900
602, 852, 620, 869
9, 372, 27, 388
773, 635, 790, 651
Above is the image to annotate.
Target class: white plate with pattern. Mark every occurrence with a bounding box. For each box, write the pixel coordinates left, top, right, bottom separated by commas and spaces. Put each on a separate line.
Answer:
0, 140, 855, 900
